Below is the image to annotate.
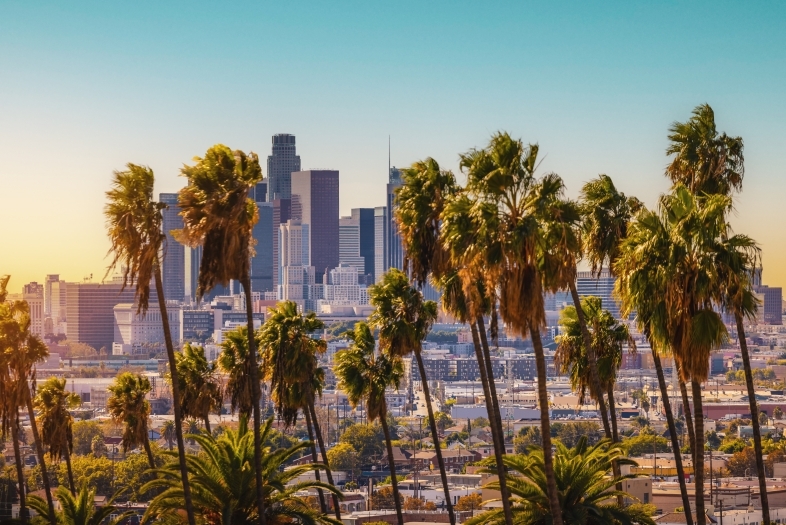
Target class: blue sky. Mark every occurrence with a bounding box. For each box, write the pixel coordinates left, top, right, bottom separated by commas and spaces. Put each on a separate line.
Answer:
2, 1, 786, 290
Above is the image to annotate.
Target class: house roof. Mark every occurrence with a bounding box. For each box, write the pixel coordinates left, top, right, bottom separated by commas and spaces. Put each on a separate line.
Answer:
654, 512, 717, 525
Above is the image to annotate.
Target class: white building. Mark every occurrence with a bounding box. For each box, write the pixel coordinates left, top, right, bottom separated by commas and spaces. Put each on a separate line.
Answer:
316, 265, 371, 314
22, 282, 45, 338
113, 303, 181, 355
277, 219, 319, 310
339, 216, 365, 273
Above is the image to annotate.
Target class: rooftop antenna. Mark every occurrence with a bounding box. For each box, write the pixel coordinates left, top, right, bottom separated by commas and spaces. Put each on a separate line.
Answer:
388, 135, 391, 175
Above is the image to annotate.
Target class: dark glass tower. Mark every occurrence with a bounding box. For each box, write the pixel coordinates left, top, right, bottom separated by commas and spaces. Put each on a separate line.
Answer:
291, 170, 339, 282
160, 193, 185, 302
386, 167, 403, 272
267, 134, 301, 201
351, 208, 376, 284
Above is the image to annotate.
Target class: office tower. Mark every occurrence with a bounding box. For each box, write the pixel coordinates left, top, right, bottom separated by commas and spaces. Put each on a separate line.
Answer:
386, 167, 403, 271
272, 198, 291, 289
186, 246, 201, 301
374, 206, 387, 282
267, 134, 301, 201
50, 280, 67, 324
44, 274, 59, 316
339, 216, 365, 274
113, 303, 181, 355
277, 219, 316, 309
251, 201, 274, 292
291, 170, 339, 282
23, 282, 45, 337
160, 193, 185, 302
351, 208, 376, 283
65, 279, 137, 352
576, 269, 621, 319
251, 181, 267, 203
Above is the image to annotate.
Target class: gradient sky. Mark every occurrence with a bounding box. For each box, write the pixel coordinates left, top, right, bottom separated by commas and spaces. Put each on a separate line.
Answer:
2, 1, 786, 292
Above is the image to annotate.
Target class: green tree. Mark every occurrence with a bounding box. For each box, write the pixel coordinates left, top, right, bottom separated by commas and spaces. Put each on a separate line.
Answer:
106, 372, 155, 469
339, 423, 385, 465
114, 450, 162, 502
175, 144, 266, 523
774, 407, 783, 420
727, 447, 758, 477
334, 321, 405, 525
90, 435, 107, 458
72, 421, 104, 456
105, 163, 196, 525
368, 269, 455, 524
513, 427, 542, 454
705, 430, 721, 451
142, 417, 340, 525
434, 412, 453, 432
172, 343, 222, 434
34, 377, 81, 494
28, 485, 132, 525
326, 443, 360, 479
624, 427, 671, 457
468, 437, 654, 525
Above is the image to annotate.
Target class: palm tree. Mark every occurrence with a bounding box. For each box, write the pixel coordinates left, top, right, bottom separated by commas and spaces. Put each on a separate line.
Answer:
396, 159, 513, 525
217, 326, 261, 417
258, 301, 341, 520
105, 163, 196, 525
555, 296, 633, 442
467, 438, 655, 525
368, 269, 453, 524
334, 322, 405, 525
175, 144, 266, 523
172, 343, 223, 434
34, 377, 81, 494
28, 485, 133, 525
142, 417, 342, 525
161, 420, 176, 451
107, 372, 156, 469
453, 133, 579, 525
1, 292, 57, 524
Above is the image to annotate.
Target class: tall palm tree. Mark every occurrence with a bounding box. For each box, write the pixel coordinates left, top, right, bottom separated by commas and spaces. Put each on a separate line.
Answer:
142, 417, 342, 525
217, 326, 261, 417
161, 420, 176, 451
175, 144, 266, 523
467, 438, 655, 525
555, 296, 633, 443
107, 372, 156, 469
396, 158, 514, 525
172, 342, 223, 434
34, 377, 81, 494
334, 322, 405, 525
2, 293, 57, 524
453, 133, 579, 525
104, 163, 196, 525
368, 269, 453, 524
28, 485, 133, 525
258, 301, 341, 520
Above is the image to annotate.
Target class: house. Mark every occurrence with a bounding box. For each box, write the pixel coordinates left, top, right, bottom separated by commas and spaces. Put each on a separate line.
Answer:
414, 449, 481, 471
380, 446, 412, 467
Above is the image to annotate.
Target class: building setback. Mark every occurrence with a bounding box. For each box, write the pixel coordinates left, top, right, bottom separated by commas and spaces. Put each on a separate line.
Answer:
291, 170, 339, 282
160, 193, 185, 302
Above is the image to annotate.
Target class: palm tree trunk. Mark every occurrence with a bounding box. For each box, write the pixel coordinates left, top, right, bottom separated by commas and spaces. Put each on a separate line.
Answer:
680, 377, 696, 462
413, 348, 456, 525
304, 407, 328, 514
380, 402, 404, 525
308, 403, 342, 520
203, 416, 212, 436
651, 347, 693, 525
153, 266, 196, 525
142, 433, 156, 471
241, 276, 266, 525
736, 313, 770, 525
691, 380, 705, 525
568, 281, 612, 439
529, 324, 563, 525
24, 386, 55, 525
63, 437, 76, 494
471, 320, 513, 525
11, 411, 27, 523
607, 385, 624, 507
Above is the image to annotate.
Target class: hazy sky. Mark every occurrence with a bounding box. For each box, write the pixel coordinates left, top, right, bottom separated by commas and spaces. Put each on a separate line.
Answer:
2, 1, 786, 292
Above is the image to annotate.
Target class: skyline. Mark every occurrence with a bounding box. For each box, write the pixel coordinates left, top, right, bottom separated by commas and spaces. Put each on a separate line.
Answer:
3, 2, 786, 291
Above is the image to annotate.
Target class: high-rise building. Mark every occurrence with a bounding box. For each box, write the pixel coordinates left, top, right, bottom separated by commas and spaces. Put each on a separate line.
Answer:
251, 201, 274, 293
50, 280, 67, 324
160, 193, 185, 302
113, 303, 181, 355
291, 170, 339, 282
754, 285, 783, 325
339, 216, 365, 275
271, 198, 291, 289
44, 274, 59, 316
386, 167, 404, 272
23, 282, 45, 338
351, 208, 376, 283
65, 279, 137, 352
251, 181, 267, 204
267, 134, 301, 201
576, 269, 621, 319
374, 206, 387, 283
277, 219, 316, 310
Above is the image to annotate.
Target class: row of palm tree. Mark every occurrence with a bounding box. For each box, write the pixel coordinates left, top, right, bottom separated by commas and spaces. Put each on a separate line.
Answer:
391, 104, 765, 525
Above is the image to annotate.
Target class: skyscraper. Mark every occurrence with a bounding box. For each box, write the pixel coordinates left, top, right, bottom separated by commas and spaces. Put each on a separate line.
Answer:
267, 134, 301, 201
386, 167, 403, 271
271, 198, 291, 289
291, 170, 339, 282
351, 208, 376, 283
277, 219, 316, 310
44, 274, 59, 316
23, 282, 44, 337
374, 206, 387, 283
339, 216, 365, 274
251, 199, 274, 293
65, 279, 137, 352
160, 193, 185, 302
576, 269, 621, 319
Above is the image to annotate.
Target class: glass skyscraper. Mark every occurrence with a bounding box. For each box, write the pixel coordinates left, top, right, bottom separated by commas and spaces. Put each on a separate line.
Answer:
267, 134, 301, 201
160, 193, 185, 302
291, 170, 339, 283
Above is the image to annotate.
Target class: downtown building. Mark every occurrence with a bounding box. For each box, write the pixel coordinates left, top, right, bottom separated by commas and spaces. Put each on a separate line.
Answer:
22, 282, 45, 338
291, 169, 339, 282
160, 193, 186, 302
65, 278, 137, 352
113, 302, 181, 355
